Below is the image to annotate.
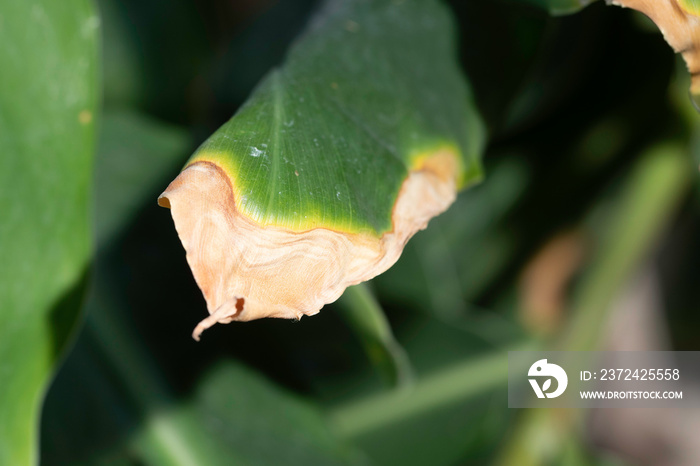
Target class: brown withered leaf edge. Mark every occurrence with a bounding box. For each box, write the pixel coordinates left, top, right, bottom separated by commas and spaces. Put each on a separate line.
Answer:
158, 151, 458, 340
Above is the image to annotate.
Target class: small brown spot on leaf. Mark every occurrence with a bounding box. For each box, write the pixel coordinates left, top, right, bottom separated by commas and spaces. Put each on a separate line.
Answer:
78, 110, 92, 125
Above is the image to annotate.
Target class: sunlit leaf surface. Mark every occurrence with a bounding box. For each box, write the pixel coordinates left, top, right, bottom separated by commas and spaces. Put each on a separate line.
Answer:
158, 0, 486, 338
184, 0, 484, 233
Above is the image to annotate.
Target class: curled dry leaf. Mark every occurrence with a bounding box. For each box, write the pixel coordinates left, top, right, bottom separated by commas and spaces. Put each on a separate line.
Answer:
159, 152, 458, 340
609, 0, 700, 100
158, 0, 484, 340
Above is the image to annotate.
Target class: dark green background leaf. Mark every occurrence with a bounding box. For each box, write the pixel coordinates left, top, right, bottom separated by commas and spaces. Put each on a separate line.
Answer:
510, 0, 598, 15
42, 110, 362, 465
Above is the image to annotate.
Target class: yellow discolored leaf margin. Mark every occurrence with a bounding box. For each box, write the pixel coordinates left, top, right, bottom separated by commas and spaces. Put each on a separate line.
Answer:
159, 147, 461, 340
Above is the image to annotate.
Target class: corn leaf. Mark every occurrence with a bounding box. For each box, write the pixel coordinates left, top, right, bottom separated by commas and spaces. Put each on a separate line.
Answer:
0, 0, 98, 464
158, 0, 486, 338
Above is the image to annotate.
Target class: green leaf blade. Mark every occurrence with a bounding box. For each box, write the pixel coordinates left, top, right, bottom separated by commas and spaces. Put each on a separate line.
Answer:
158, 0, 485, 337
188, 0, 484, 234
0, 0, 98, 463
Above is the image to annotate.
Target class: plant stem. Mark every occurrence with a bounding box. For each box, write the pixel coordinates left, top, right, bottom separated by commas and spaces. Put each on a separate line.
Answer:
497, 144, 692, 465
336, 284, 414, 388
563, 145, 691, 351
327, 341, 532, 438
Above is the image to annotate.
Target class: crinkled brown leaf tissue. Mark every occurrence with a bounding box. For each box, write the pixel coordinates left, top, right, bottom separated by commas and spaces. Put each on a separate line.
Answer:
156, 0, 484, 340
159, 152, 460, 341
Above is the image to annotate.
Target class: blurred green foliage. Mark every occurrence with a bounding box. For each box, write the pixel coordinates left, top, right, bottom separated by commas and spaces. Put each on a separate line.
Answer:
0, 0, 698, 465
0, 0, 98, 463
